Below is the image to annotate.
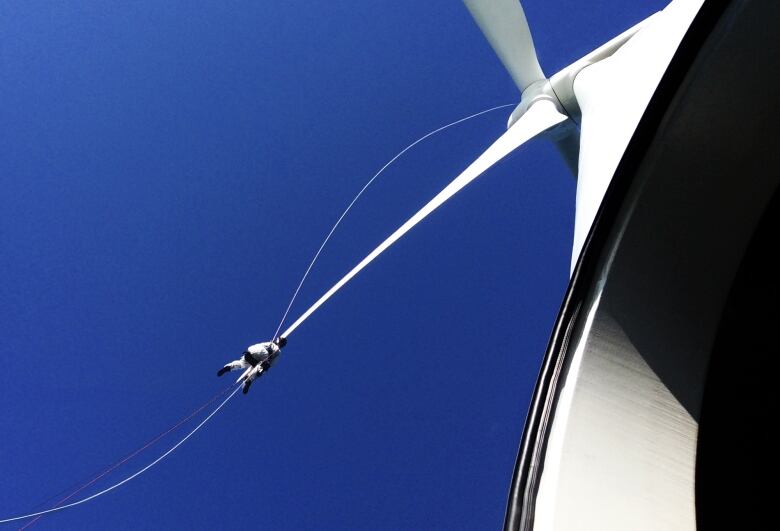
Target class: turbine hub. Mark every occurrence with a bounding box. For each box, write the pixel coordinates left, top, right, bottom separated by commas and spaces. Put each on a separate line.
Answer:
508, 79, 568, 130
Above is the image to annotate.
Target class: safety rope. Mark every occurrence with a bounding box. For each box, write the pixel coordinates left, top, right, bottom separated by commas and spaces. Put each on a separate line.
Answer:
281, 99, 566, 338
16, 383, 235, 530
0, 385, 241, 525
1, 102, 520, 526
270, 103, 516, 341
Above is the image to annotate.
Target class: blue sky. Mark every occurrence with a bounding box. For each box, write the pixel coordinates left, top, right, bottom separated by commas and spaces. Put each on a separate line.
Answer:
1, 1, 666, 529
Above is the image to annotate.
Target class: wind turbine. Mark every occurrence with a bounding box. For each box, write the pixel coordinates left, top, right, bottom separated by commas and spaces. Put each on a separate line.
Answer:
281, 0, 706, 342
462, 0, 704, 270
464, 1, 780, 531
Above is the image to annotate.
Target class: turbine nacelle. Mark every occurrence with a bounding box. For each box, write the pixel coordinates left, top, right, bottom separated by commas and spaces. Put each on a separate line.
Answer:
464, 0, 578, 172
464, 0, 657, 175
507, 78, 561, 129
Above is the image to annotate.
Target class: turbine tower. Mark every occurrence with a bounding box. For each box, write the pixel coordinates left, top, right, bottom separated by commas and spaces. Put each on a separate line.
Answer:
462, 1, 780, 530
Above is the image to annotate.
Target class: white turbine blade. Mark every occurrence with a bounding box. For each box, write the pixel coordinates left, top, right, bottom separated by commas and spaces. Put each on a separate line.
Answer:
464, 0, 545, 92
569, 0, 705, 273
282, 100, 567, 338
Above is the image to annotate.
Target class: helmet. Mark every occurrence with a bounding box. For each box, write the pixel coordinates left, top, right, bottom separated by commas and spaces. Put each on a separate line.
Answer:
275, 336, 287, 348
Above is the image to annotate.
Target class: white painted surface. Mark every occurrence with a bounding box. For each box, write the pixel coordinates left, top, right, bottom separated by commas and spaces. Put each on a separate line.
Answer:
532, 4, 710, 528
463, 0, 545, 92
534, 311, 698, 531
571, 0, 704, 273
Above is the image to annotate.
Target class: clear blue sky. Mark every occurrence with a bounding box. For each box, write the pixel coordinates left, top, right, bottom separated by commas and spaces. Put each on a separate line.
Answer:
1, 1, 666, 529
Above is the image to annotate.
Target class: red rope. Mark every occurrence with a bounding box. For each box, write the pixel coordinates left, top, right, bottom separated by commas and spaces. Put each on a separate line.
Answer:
19, 383, 235, 530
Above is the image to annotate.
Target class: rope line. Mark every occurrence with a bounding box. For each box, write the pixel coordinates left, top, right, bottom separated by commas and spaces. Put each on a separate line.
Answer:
2, 102, 520, 527
1, 385, 241, 525
17, 384, 235, 530
271, 103, 516, 341
281, 100, 566, 338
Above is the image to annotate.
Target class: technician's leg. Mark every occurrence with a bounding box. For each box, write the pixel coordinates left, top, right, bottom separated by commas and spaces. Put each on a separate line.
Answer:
217, 358, 249, 377
242, 366, 265, 394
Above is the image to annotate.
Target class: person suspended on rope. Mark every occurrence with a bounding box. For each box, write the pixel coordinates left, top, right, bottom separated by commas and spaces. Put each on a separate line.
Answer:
217, 337, 287, 394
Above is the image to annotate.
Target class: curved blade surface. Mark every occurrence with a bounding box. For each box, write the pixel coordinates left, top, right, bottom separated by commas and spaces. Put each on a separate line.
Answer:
464, 0, 545, 92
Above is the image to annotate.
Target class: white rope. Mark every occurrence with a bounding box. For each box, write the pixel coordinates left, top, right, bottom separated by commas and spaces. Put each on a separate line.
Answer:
0, 385, 242, 525
1, 103, 520, 526
270, 103, 517, 341
282, 100, 567, 339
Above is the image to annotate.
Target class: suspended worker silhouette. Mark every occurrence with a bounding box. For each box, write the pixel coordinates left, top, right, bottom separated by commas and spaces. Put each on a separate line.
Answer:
218, 337, 287, 394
